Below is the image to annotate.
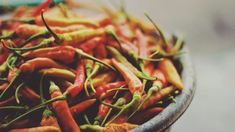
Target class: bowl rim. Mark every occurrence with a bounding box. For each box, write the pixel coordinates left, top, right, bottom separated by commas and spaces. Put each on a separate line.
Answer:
131, 46, 196, 132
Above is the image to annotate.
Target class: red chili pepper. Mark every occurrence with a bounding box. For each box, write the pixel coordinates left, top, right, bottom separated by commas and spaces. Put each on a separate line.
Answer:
95, 43, 107, 59
29, 0, 53, 17
19, 57, 70, 73
66, 60, 85, 98
40, 109, 61, 131
0, 83, 8, 91
141, 86, 175, 110
8, 126, 60, 132
95, 81, 126, 99
94, 99, 112, 125
21, 87, 40, 103
22, 46, 76, 64
49, 81, 80, 132
70, 98, 96, 116
0, 45, 9, 65
74, 37, 105, 53
0, 96, 15, 107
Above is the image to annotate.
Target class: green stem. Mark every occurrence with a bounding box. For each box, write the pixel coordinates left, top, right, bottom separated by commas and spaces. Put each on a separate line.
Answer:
144, 12, 170, 48
107, 92, 141, 125
39, 75, 46, 103
18, 31, 49, 47
84, 114, 91, 125
15, 82, 24, 104
0, 70, 21, 99
101, 97, 126, 126
41, 10, 63, 44
107, 46, 155, 80
3, 38, 52, 51
0, 94, 66, 129
0, 106, 26, 110
76, 49, 116, 71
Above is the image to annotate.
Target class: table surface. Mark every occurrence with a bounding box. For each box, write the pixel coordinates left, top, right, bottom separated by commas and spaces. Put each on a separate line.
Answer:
121, 0, 235, 131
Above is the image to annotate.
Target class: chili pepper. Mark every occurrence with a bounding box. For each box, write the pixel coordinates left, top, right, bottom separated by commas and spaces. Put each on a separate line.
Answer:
29, 0, 53, 17
22, 46, 76, 64
101, 94, 131, 126
141, 86, 175, 110
0, 45, 9, 65
104, 123, 138, 132
95, 43, 108, 59
15, 24, 87, 45
159, 58, 184, 90
21, 45, 115, 70
21, 86, 41, 103
0, 70, 21, 99
19, 57, 69, 73
92, 71, 117, 88
0, 93, 66, 129
39, 68, 76, 82
40, 109, 61, 132
0, 96, 15, 107
0, 83, 8, 91
8, 126, 60, 132
110, 113, 128, 124
95, 81, 126, 99
35, 12, 99, 28
129, 69, 167, 118
107, 46, 155, 80
112, 59, 143, 95
84, 62, 101, 96
49, 81, 80, 132
94, 99, 112, 125
70, 98, 96, 116
75, 37, 104, 53
66, 60, 85, 99
129, 107, 164, 124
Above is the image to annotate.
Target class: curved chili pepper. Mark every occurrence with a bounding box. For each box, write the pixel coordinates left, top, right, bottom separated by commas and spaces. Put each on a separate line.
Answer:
95, 81, 126, 99
39, 68, 76, 82
49, 81, 80, 132
141, 86, 175, 110
91, 71, 117, 88
70, 98, 96, 116
35, 13, 99, 27
40, 109, 61, 132
66, 60, 85, 99
107, 46, 155, 80
19, 57, 69, 73
107, 59, 143, 124
29, 0, 53, 17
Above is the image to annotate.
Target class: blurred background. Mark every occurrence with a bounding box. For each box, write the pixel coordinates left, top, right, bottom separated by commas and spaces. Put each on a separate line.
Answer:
1, 0, 235, 131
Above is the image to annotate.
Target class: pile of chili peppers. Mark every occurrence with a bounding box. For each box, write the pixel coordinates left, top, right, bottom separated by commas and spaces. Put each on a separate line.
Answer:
0, 0, 185, 132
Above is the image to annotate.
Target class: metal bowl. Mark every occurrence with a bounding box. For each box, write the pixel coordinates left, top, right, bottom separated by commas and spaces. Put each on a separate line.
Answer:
132, 46, 196, 132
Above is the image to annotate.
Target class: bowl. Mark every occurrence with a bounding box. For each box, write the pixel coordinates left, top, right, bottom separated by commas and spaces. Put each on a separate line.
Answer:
132, 46, 196, 132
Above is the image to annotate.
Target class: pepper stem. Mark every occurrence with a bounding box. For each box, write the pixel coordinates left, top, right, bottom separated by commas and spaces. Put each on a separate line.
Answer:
41, 10, 63, 44
75, 49, 116, 71
15, 82, 25, 104
144, 12, 170, 48
0, 70, 21, 99
106, 92, 141, 125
